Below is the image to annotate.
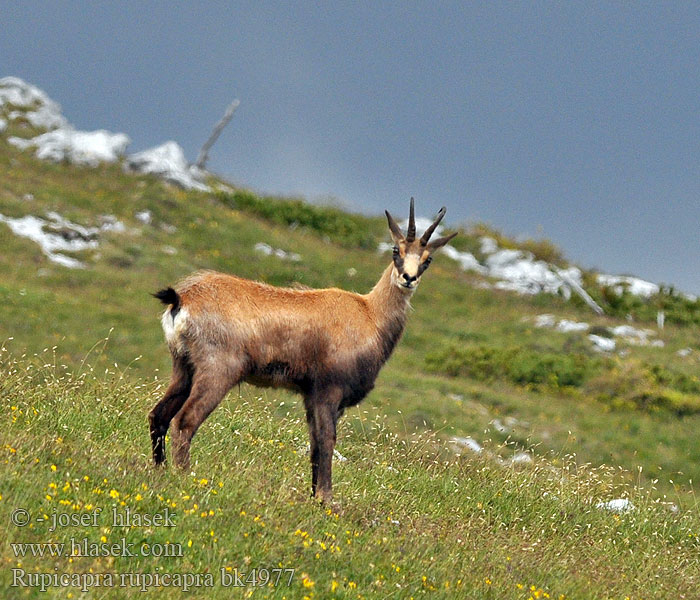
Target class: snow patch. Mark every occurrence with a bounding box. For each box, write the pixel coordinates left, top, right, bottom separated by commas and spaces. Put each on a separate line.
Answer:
0, 211, 123, 268
556, 319, 590, 333
534, 314, 556, 328
98, 215, 126, 233
610, 325, 655, 345
597, 274, 659, 298
450, 436, 483, 454
3, 77, 129, 166
535, 314, 663, 349
135, 210, 153, 225
589, 334, 616, 353
0, 76, 68, 130
254, 242, 300, 262
491, 419, 508, 434
596, 498, 634, 513
506, 415, 527, 428
472, 238, 586, 298
125, 141, 210, 191
510, 452, 533, 465
479, 236, 498, 254
441, 245, 487, 274
486, 249, 583, 297
9, 129, 130, 166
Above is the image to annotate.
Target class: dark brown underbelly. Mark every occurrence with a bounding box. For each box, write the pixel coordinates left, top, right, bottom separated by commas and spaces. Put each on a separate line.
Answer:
243, 374, 304, 394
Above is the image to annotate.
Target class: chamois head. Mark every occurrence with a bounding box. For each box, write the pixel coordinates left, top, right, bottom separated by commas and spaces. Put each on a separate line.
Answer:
385, 198, 457, 291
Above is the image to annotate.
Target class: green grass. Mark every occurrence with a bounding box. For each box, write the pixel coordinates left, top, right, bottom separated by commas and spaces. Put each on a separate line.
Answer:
2, 134, 700, 496
2, 111, 700, 597
1, 350, 699, 599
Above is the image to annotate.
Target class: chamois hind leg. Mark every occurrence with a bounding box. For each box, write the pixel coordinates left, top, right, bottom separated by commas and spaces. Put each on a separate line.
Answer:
305, 387, 342, 503
304, 400, 320, 495
149, 356, 193, 466
170, 364, 241, 470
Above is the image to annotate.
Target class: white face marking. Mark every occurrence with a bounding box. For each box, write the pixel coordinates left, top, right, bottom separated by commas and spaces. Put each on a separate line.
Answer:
402, 254, 420, 278
393, 251, 423, 291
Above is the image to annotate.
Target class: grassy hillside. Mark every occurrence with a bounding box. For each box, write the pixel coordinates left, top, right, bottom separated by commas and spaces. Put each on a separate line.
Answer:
1, 351, 698, 599
1, 105, 700, 597
3, 132, 700, 495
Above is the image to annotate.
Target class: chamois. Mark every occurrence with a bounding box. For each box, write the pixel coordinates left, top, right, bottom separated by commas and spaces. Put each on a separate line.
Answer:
150, 199, 456, 502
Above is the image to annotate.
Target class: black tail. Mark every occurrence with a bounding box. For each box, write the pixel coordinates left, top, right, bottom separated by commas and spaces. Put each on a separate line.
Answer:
153, 287, 181, 317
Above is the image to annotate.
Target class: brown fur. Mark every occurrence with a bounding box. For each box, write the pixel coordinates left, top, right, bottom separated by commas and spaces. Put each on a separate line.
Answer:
149, 200, 456, 503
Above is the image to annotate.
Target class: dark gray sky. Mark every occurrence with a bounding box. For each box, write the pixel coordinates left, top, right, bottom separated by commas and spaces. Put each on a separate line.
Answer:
4, 2, 700, 291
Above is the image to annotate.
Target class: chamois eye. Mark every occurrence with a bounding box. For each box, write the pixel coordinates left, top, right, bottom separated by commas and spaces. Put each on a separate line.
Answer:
392, 246, 399, 256
424, 256, 432, 265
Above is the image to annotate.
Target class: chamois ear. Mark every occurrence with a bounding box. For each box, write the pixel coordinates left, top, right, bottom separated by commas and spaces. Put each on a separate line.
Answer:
427, 231, 458, 251
385, 210, 404, 244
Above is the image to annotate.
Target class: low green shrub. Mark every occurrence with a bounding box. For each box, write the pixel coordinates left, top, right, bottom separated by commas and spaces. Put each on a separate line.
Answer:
507, 351, 592, 388
218, 189, 383, 248
633, 388, 700, 416
518, 238, 567, 266
424, 345, 515, 380
584, 360, 700, 416
584, 283, 700, 327
647, 363, 700, 395
425, 344, 598, 390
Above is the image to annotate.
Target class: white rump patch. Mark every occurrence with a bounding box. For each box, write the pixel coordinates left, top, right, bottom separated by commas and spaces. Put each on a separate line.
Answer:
161, 307, 189, 353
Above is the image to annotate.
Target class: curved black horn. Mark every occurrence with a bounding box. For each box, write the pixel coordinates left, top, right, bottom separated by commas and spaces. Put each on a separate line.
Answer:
385, 210, 404, 242
420, 207, 447, 244
406, 197, 416, 242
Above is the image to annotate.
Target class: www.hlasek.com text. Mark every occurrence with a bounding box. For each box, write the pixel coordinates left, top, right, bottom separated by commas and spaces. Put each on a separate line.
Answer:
11, 537, 183, 558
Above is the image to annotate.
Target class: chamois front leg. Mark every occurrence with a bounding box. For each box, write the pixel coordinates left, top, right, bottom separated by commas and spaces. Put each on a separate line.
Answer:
306, 388, 342, 504
149, 356, 192, 465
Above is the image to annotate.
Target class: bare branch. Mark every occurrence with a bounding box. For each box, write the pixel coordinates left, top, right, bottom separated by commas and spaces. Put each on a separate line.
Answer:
554, 267, 604, 315
194, 99, 240, 171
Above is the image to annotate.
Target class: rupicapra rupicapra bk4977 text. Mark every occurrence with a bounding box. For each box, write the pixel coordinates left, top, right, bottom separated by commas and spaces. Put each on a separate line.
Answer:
150, 199, 456, 502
